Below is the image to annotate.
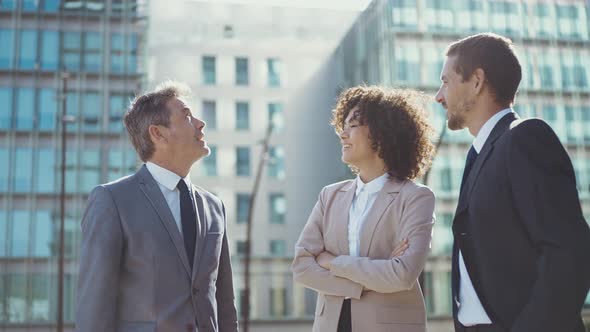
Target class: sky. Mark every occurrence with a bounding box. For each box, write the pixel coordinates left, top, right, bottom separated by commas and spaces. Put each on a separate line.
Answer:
187, 0, 372, 11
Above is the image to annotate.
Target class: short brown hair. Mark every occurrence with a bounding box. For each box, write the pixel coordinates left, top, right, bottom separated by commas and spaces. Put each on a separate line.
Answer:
446, 32, 521, 106
332, 86, 435, 181
123, 81, 190, 162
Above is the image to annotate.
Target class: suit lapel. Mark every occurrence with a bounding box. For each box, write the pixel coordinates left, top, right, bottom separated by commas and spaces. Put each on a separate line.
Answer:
334, 181, 356, 255
137, 165, 191, 277
456, 112, 517, 215
192, 186, 208, 279
359, 179, 403, 257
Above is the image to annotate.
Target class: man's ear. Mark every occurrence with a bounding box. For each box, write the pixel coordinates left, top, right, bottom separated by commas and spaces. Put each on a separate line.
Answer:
473, 68, 486, 95
148, 124, 168, 145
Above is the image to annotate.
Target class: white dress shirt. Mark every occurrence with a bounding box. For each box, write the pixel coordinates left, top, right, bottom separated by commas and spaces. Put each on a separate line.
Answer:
348, 173, 389, 257
458, 108, 513, 326
146, 161, 194, 236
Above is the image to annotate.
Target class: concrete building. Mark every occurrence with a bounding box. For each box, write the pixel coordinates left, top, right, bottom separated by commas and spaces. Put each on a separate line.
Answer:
0, 0, 146, 331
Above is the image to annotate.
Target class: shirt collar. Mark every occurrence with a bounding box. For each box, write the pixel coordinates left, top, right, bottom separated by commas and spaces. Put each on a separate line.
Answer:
146, 161, 192, 191
472, 108, 513, 153
355, 172, 389, 195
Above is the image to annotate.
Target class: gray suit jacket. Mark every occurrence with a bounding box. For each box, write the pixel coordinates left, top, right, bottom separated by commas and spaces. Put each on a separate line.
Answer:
76, 165, 238, 332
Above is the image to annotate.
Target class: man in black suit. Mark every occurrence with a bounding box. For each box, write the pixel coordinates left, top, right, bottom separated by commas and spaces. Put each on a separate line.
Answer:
435, 32, 590, 332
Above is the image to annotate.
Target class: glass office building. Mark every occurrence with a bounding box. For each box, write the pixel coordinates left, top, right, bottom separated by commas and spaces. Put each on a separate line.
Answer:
0, 1, 146, 330
332, 0, 590, 325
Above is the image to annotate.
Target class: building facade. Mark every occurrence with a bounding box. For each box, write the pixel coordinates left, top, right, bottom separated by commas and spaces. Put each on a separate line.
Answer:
300, 0, 590, 330
0, 0, 146, 331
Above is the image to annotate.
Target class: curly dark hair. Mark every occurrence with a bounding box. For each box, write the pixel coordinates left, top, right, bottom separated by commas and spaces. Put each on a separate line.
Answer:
331, 86, 435, 181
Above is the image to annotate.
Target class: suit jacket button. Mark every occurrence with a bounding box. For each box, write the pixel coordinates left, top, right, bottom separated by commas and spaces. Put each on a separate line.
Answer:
192, 288, 198, 295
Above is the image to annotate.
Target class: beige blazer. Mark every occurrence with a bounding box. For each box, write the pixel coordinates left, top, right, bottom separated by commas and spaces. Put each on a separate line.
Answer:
292, 178, 435, 332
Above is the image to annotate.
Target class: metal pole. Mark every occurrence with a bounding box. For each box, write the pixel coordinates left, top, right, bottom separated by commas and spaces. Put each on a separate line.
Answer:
242, 123, 273, 332
57, 72, 69, 332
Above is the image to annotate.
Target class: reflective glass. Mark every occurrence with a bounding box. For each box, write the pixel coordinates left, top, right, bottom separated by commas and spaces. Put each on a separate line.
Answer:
11, 211, 30, 257
14, 148, 33, 192
0, 148, 8, 191
83, 93, 101, 132
33, 210, 53, 257
0, 210, 6, 256
16, 88, 34, 130
0, 87, 12, 129
39, 88, 57, 130
41, 31, 59, 70
37, 148, 56, 193
19, 30, 37, 70
0, 29, 15, 69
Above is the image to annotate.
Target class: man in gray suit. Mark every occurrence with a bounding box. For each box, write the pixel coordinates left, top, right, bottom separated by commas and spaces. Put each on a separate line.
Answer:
76, 81, 238, 332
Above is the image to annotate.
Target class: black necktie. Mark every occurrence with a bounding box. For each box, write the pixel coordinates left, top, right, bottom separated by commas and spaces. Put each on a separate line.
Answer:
460, 146, 478, 192
177, 179, 196, 270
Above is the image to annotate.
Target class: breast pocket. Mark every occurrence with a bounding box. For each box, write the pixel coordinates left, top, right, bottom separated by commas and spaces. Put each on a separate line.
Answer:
205, 232, 223, 259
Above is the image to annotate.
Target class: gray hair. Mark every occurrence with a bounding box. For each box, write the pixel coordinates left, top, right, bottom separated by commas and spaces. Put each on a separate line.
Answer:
123, 81, 191, 162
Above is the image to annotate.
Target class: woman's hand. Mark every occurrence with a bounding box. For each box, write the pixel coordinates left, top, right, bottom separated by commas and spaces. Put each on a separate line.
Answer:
389, 238, 409, 259
316, 251, 337, 270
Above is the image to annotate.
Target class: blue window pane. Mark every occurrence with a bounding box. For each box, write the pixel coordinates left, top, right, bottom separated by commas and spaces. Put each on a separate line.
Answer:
41, 31, 59, 70
82, 150, 100, 192
0, 149, 8, 191
236, 193, 250, 224
11, 211, 30, 257
16, 88, 35, 130
0, 88, 13, 129
83, 93, 101, 132
236, 147, 250, 176
0, 210, 6, 256
269, 193, 286, 224
268, 103, 284, 132
14, 148, 33, 192
34, 211, 54, 257
63, 32, 81, 71
84, 32, 102, 72
19, 30, 37, 69
23, 0, 38, 11
65, 149, 78, 193
43, 0, 61, 12
202, 56, 216, 85
0, 0, 16, 11
128, 34, 137, 73
66, 92, 79, 131
31, 274, 54, 321
109, 94, 125, 131
110, 33, 124, 73
235, 57, 249, 85
268, 146, 285, 179
0, 29, 15, 69
202, 101, 216, 130
267, 58, 281, 87
39, 89, 57, 130
236, 102, 249, 130
37, 149, 56, 193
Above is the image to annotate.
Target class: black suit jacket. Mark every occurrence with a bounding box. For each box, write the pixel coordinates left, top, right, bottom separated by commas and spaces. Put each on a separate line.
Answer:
451, 112, 590, 332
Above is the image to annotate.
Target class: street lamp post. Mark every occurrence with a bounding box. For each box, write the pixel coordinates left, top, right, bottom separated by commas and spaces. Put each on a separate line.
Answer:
57, 72, 75, 332
242, 123, 273, 332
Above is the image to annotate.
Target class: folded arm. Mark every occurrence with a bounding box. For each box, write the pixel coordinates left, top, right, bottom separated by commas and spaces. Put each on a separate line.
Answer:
291, 188, 364, 299
328, 187, 435, 293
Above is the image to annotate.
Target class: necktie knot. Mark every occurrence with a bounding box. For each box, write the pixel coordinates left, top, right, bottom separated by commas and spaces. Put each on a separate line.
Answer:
177, 179, 190, 193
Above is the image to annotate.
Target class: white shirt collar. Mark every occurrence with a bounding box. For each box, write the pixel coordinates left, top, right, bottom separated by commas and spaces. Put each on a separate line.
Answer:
146, 161, 191, 191
355, 172, 389, 196
472, 108, 513, 153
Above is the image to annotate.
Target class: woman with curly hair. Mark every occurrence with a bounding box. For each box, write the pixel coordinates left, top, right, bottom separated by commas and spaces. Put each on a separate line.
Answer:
292, 86, 437, 332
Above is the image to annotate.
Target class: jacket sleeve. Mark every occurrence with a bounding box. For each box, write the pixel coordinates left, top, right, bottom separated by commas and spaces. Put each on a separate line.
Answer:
291, 187, 364, 299
75, 186, 123, 332
506, 119, 590, 332
329, 186, 435, 293
216, 203, 239, 332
